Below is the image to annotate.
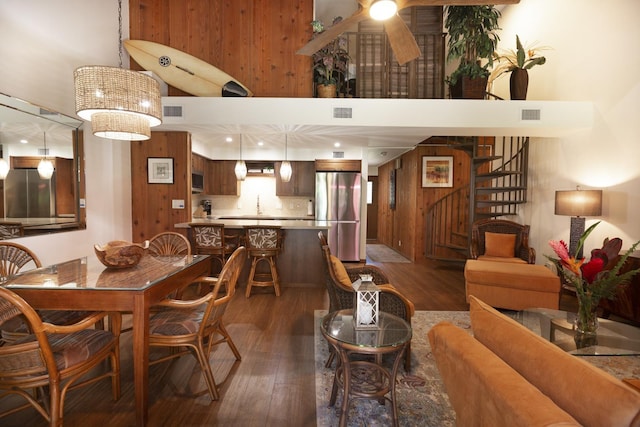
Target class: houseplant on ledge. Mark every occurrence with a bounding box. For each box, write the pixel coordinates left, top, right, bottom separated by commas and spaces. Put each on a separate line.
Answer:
490, 35, 548, 100
445, 5, 501, 99
310, 17, 350, 98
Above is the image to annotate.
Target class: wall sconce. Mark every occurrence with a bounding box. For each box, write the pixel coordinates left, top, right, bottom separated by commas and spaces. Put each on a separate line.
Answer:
369, 0, 397, 21
280, 134, 292, 183
555, 187, 603, 258
235, 135, 247, 181
37, 132, 54, 180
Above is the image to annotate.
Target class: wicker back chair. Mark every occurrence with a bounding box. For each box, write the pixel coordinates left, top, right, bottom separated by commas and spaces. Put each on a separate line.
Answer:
0, 287, 121, 426
0, 242, 42, 283
470, 218, 536, 264
148, 232, 191, 256
148, 246, 246, 401
317, 232, 414, 370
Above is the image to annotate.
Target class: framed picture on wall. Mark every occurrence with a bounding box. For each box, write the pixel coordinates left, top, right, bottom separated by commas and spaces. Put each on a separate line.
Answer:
148, 157, 174, 184
422, 156, 453, 188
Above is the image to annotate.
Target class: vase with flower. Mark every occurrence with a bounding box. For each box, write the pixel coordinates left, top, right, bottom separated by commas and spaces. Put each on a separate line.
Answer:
490, 35, 548, 100
547, 222, 640, 339
309, 17, 350, 98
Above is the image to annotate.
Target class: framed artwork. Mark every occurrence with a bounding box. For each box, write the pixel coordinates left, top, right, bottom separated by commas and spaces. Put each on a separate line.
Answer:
422, 156, 453, 188
147, 157, 174, 184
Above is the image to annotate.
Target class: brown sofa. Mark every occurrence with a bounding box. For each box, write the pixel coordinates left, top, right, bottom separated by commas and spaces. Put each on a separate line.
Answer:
428, 295, 640, 427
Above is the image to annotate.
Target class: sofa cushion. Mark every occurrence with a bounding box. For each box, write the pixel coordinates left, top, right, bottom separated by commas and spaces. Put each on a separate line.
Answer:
330, 255, 352, 287
428, 322, 580, 427
477, 255, 527, 264
469, 296, 640, 427
484, 232, 516, 258
464, 260, 559, 292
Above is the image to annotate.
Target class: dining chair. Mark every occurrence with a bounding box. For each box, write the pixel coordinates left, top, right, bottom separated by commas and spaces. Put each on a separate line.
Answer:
0, 287, 121, 427
148, 231, 191, 256
0, 242, 98, 344
189, 223, 239, 275
148, 246, 246, 401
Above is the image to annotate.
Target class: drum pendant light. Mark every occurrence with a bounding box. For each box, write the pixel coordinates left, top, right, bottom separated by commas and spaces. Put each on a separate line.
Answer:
73, 0, 161, 141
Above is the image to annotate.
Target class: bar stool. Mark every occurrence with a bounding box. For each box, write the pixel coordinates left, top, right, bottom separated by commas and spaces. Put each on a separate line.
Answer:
189, 223, 239, 275
244, 225, 284, 298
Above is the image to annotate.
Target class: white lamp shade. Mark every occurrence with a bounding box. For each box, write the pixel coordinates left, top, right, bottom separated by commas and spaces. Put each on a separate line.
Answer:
369, 0, 397, 21
280, 161, 292, 182
235, 160, 247, 181
37, 159, 54, 179
0, 159, 9, 179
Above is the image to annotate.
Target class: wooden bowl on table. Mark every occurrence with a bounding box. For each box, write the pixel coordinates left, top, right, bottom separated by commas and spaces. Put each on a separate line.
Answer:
94, 240, 149, 268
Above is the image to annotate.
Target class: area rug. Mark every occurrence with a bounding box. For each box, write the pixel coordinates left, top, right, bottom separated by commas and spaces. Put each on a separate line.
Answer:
366, 244, 411, 263
314, 310, 640, 427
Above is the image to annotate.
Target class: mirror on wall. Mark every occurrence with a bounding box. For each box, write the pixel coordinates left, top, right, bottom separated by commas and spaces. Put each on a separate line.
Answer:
0, 92, 85, 239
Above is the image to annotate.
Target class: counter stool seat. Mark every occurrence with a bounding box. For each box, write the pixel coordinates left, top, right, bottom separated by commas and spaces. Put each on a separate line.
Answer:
244, 226, 284, 298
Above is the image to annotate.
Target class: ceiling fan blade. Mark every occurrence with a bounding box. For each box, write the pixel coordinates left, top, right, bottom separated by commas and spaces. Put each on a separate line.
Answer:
384, 15, 421, 65
296, 11, 368, 56
398, 0, 519, 7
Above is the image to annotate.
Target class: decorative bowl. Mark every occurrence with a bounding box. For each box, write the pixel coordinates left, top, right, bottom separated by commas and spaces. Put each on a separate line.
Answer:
94, 240, 149, 268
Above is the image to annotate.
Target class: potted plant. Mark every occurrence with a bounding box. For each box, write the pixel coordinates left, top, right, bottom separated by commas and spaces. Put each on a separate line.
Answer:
490, 35, 548, 100
444, 5, 501, 99
310, 17, 350, 98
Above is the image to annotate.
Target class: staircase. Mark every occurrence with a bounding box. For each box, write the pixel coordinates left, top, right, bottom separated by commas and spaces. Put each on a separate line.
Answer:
424, 136, 530, 262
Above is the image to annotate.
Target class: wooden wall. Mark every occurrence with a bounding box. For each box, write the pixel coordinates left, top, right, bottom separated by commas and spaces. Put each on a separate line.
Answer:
129, 0, 315, 97
130, 131, 192, 241
377, 143, 471, 263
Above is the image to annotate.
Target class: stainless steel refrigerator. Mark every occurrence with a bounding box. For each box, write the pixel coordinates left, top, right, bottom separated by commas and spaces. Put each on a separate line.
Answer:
316, 171, 361, 261
4, 169, 56, 218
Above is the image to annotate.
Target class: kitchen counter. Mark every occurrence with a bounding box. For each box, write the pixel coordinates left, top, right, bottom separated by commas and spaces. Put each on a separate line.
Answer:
175, 217, 330, 288
175, 217, 330, 230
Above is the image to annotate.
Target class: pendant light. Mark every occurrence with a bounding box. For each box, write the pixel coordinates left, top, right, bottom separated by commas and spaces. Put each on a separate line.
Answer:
280, 134, 292, 183
0, 144, 9, 179
235, 135, 247, 181
73, 0, 161, 141
38, 132, 54, 180
370, 0, 398, 21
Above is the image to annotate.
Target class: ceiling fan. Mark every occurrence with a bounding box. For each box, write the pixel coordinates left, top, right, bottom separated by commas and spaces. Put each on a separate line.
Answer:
297, 0, 520, 66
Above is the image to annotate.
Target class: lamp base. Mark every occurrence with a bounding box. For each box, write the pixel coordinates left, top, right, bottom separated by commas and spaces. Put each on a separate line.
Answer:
569, 217, 586, 259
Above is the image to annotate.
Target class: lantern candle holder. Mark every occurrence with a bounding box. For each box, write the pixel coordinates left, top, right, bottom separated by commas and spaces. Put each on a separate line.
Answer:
353, 274, 380, 330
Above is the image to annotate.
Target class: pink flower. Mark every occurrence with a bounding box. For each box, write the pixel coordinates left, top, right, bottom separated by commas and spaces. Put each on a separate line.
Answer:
548, 239, 583, 276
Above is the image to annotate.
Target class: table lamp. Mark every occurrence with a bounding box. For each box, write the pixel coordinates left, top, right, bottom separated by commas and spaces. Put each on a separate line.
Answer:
554, 187, 602, 259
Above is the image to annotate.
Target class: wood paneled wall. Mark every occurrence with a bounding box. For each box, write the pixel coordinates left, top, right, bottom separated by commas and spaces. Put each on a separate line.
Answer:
130, 132, 192, 241
377, 143, 471, 263
129, 0, 315, 97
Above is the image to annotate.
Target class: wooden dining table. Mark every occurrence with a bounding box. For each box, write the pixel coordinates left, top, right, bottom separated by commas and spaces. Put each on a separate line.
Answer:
2, 253, 210, 427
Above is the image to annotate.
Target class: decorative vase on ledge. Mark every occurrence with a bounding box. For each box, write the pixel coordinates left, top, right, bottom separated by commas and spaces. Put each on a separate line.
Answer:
510, 68, 529, 100
317, 84, 336, 98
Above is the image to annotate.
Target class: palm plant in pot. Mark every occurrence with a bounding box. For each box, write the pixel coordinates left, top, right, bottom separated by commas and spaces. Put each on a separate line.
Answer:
490, 35, 548, 100
310, 17, 350, 98
445, 5, 501, 99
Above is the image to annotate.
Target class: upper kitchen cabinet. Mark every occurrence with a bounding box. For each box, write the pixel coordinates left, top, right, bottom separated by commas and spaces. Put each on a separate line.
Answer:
208, 160, 239, 196
275, 161, 315, 197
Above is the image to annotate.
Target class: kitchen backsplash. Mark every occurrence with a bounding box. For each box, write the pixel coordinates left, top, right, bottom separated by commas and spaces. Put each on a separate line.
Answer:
192, 176, 314, 218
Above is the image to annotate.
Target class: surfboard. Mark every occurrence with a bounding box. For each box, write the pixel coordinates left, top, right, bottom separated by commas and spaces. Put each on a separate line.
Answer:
123, 39, 253, 97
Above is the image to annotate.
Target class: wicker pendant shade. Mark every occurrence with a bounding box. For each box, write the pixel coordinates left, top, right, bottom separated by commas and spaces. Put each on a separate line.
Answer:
74, 66, 162, 141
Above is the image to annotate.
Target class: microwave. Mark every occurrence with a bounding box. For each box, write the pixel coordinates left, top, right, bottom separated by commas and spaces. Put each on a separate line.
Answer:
192, 171, 204, 193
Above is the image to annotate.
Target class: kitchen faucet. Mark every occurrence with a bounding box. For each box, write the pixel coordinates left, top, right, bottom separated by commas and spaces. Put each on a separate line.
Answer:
257, 195, 262, 215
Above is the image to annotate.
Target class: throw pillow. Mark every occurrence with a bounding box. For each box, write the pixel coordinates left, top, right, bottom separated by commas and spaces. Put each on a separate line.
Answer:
484, 232, 516, 258
330, 255, 352, 287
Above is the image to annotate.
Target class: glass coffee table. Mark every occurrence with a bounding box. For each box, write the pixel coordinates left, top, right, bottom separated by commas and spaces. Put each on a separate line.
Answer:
517, 308, 640, 355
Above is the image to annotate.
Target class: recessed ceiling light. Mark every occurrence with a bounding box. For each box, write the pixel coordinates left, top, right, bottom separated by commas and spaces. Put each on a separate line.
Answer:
20, 139, 28, 144
225, 136, 233, 142
334, 142, 341, 148
258, 141, 264, 146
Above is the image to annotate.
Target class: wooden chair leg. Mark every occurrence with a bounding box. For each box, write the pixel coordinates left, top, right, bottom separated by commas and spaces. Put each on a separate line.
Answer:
245, 257, 258, 298
268, 256, 281, 296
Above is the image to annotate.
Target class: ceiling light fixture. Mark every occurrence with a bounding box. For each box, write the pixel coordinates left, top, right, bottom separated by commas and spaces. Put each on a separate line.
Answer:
235, 135, 247, 181
369, 0, 398, 21
37, 132, 54, 180
280, 134, 292, 183
73, 0, 161, 141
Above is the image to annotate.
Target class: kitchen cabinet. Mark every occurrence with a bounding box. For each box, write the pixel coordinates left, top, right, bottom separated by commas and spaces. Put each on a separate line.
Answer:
275, 161, 315, 197
208, 160, 239, 195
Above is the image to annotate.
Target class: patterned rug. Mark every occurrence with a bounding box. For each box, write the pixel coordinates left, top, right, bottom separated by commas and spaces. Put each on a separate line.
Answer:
366, 244, 411, 263
314, 310, 640, 427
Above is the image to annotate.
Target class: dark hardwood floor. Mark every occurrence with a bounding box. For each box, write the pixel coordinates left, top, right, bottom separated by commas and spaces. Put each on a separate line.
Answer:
1, 251, 578, 426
